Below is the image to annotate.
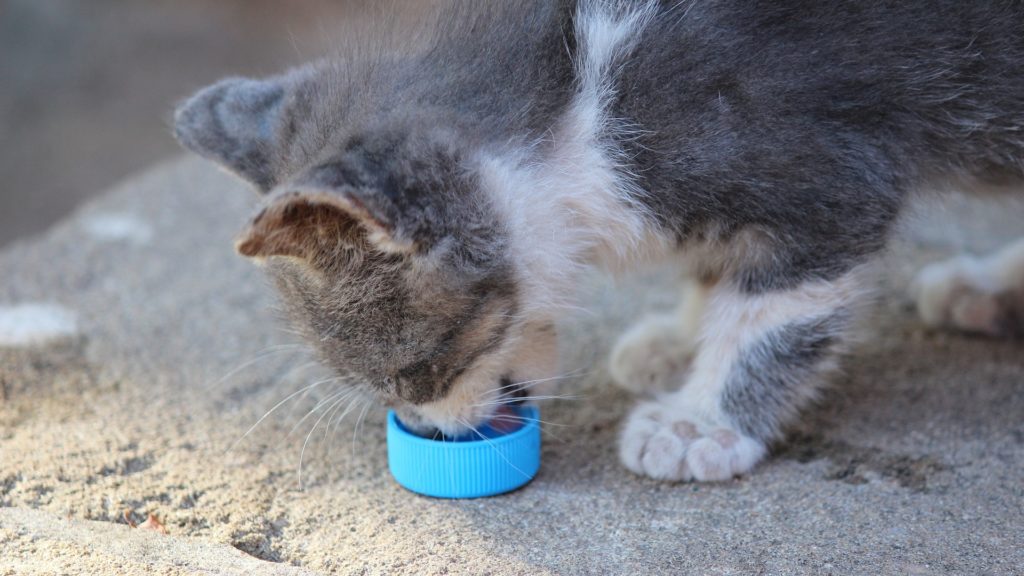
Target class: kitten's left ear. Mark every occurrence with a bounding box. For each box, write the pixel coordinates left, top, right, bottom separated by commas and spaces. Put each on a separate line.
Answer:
174, 75, 292, 192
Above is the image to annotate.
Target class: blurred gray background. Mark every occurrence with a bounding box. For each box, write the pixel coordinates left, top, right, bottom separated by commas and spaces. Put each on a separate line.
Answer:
0, 0, 364, 248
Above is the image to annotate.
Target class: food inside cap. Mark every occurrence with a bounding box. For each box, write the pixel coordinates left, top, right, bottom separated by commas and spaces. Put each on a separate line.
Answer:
487, 405, 525, 435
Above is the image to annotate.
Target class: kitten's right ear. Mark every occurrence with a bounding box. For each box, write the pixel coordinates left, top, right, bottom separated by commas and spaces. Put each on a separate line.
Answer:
235, 187, 411, 266
174, 76, 288, 192
236, 191, 368, 264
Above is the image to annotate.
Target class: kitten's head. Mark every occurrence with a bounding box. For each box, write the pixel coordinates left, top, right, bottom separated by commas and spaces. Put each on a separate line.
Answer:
174, 69, 556, 436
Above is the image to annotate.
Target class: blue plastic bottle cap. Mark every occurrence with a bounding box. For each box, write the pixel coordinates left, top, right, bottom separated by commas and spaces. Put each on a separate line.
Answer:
387, 405, 541, 499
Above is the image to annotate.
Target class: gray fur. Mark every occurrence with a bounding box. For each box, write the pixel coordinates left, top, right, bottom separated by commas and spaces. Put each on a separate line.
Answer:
174, 3, 572, 407
174, 77, 288, 191
240, 132, 518, 406
267, 252, 517, 406
174, 3, 576, 194
174, 0, 1024, 448
613, 1, 1024, 291
721, 312, 849, 441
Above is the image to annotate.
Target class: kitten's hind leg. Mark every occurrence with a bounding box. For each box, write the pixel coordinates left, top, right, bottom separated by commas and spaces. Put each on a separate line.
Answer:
620, 269, 867, 482
609, 278, 710, 394
911, 237, 1024, 337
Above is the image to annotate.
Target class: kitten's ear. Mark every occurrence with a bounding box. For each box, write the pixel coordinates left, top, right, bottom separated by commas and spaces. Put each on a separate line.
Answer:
237, 130, 465, 263
236, 188, 412, 264
174, 76, 288, 192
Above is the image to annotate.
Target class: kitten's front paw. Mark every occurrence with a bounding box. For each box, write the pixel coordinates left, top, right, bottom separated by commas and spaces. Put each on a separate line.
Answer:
619, 401, 766, 482
609, 314, 696, 394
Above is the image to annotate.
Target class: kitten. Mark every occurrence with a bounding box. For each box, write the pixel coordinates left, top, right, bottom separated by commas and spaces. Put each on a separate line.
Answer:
174, 1, 1024, 482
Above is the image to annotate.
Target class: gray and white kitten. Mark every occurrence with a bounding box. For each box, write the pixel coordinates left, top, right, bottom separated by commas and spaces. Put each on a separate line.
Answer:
174, 1, 1024, 482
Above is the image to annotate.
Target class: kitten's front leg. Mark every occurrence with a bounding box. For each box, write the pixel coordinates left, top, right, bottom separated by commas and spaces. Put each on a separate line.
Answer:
620, 270, 865, 481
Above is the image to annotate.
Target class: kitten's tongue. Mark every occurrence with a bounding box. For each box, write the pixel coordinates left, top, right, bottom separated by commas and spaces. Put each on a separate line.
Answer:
488, 405, 524, 435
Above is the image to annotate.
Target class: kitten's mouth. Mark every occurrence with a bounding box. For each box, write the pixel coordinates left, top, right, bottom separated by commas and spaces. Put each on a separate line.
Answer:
398, 375, 528, 440
405, 404, 525, 441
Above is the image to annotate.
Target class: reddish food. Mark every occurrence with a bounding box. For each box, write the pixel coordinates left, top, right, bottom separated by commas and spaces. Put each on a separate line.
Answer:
488, 405, 525, 435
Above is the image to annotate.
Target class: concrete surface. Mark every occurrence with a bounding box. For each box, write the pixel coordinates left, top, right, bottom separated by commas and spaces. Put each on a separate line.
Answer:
0, 157, 1022, 575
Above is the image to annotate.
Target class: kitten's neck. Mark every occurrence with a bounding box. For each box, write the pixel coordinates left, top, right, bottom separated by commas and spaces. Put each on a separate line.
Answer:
476, 114, 667, 316
476, 0, 670, 316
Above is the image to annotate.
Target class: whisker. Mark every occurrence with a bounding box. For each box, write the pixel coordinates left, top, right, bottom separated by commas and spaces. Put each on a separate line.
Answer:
227, 375, 342, 453
324, 389, 368, 459
350, 398, 373, 460
324, 388, 359, 440
298, 389, 352, 489
516, 393, 581, 401
275, 326, 308, 339
522, 369, 593, 386
209, 344, 307, 389
491, 414, 577, 429
493, 368, 591, 392
477, 368, 592, 413
489, 413, 574, 441
472, 393, 580, 408
552, 302, 599, 317
454, 417, 533, 479
284, 365, 344, 415
285, 385, 354, 440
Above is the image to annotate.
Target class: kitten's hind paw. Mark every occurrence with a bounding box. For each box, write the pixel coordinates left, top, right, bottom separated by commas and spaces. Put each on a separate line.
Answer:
911, 254, 1024, 337
619, 401, 766, 482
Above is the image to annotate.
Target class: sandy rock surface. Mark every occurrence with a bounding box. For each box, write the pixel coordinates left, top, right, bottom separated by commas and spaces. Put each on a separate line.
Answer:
1, 157, 1022, 575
